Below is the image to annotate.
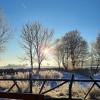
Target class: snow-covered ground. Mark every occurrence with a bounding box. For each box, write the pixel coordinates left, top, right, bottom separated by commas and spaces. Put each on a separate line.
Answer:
94, 73, 100, 79
32, 71, 100, 88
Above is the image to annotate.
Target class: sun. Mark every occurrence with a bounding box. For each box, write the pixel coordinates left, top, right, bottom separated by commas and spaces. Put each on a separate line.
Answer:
43, 48, 49, 55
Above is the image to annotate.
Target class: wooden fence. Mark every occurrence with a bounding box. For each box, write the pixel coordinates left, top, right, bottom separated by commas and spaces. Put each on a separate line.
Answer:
0, 74, 99, 100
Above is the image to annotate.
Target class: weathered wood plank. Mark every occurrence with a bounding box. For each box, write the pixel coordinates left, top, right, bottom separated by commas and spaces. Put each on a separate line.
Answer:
0, 92, 44, 100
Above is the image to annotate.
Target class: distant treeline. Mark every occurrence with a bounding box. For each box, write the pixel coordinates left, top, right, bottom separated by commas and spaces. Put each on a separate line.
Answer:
0, 67, 99, 76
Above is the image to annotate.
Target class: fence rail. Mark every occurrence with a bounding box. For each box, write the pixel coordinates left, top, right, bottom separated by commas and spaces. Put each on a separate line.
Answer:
0, 92, 44, 100
0, 74, 100, 100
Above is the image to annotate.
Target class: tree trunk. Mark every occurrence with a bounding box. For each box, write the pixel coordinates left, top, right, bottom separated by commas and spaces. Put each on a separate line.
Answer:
30, 46, 33, 73
58, 61, 61, 69
81, 60, 84, 68
71, 53, 76, 69
62, 54, 68, 70
72, 59, 75, 69
38, 63, 41, 73
29, 46, 33, 93
36, 62, 41, 75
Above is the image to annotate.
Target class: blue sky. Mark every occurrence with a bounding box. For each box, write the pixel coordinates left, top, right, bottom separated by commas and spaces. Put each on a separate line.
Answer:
0, 0, 100, 66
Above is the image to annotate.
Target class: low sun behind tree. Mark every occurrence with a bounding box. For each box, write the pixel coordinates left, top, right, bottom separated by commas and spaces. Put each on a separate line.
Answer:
21, 22, 53, 74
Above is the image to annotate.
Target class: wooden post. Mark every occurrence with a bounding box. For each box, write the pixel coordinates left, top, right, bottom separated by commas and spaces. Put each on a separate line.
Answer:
29, 73, 32, 93
69, 74, 74, 99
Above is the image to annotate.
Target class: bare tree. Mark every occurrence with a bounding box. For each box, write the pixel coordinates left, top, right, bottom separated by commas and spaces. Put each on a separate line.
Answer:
21, 23, 35, 71
53, 39, 63, 68
76, 40, 88, 67
90, 33, 100, 66
95, 33, 100, 69
61, 30, 88, 69
89, 43, 96, 66
31, 22, 53, 73
95, 33, 100, 61
0, 9, 10, 53
21, 23, 36, 93
21, 22, 53, 74
89, 34, 100, 75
